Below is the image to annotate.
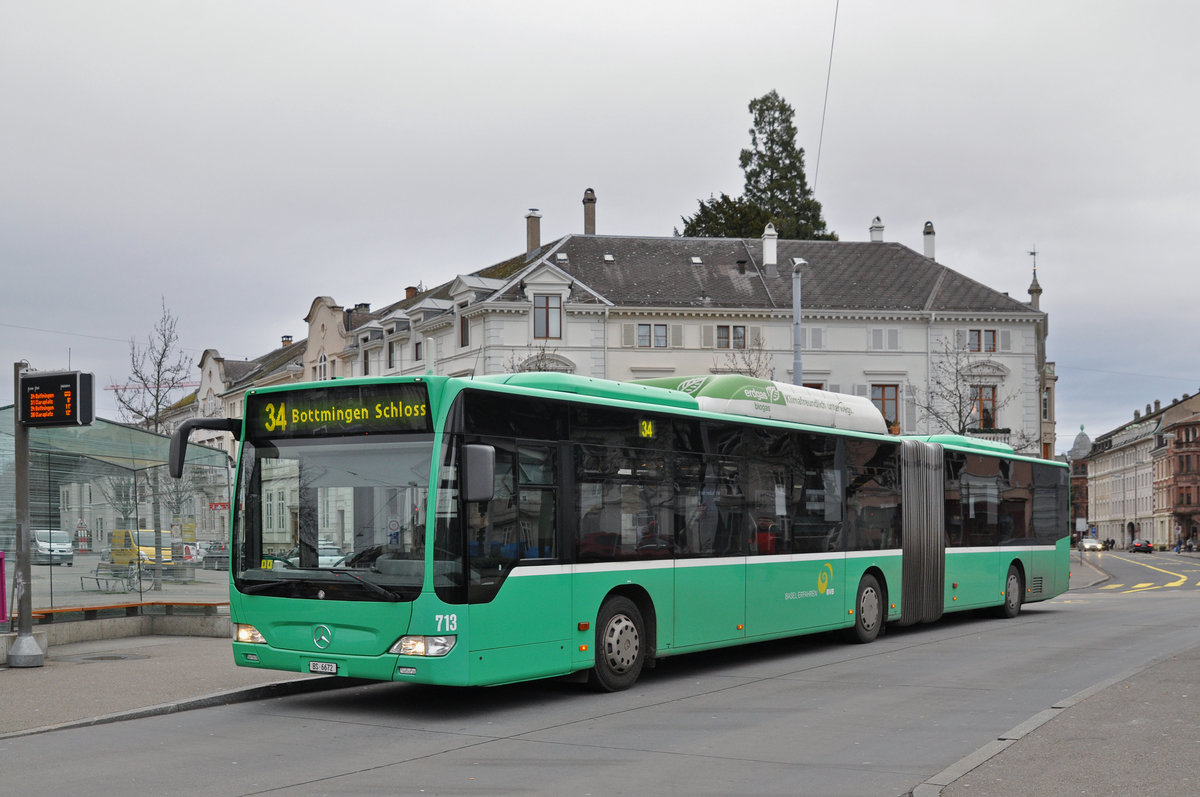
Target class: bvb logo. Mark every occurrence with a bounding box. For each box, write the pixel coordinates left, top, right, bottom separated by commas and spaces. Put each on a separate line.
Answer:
817, 563, 834, 595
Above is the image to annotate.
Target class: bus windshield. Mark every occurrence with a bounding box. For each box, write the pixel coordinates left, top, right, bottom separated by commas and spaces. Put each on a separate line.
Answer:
233, 434, 434, 601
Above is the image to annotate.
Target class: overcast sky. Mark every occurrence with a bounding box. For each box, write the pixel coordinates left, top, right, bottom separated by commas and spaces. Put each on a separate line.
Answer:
3, 1, 1196, 453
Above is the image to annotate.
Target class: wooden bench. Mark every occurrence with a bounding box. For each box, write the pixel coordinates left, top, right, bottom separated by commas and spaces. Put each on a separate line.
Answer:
21, 601, 230, 624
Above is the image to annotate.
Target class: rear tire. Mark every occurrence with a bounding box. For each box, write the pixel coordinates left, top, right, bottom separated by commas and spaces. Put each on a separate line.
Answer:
588, 596, 646, 692
852, 574, 883, 643
997, 565, 1023, 618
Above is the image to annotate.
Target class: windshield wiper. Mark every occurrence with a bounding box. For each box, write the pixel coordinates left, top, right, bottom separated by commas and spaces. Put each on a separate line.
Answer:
330, 569, 401, 601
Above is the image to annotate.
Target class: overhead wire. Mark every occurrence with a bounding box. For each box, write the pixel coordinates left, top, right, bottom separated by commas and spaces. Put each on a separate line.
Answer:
812, 0, 839, 192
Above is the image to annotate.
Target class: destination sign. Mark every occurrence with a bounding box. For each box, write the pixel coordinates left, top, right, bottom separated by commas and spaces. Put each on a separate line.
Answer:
246, 382, 432, 439
19, 371, 95, 427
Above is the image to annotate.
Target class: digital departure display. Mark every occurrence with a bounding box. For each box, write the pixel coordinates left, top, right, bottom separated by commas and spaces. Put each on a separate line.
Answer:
246, 382, 432, 439
19, 371, 95, 427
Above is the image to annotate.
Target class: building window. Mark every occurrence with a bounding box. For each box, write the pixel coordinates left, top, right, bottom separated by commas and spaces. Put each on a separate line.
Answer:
968, 329, 997, 353
387, 341, 397, 369
414, 341, 423, 362
871, 384, 899, 428
317, 353, 328, 381
534, 294, 562, 339
972, 385, 997, 428
459, 316, 470, 347
716, 324, 746, 349
638, 323, 668, 348
362, 352, 370, 376
1042, 388, 1051, 420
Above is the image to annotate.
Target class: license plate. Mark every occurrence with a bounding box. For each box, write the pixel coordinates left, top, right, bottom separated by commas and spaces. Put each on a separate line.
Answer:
308, 661, 338, 674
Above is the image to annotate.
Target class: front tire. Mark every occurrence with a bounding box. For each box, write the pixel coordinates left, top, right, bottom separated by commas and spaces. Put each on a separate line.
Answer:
852, 574, 883, 643
997, 565, 1023, 618
588, 596, 646, 692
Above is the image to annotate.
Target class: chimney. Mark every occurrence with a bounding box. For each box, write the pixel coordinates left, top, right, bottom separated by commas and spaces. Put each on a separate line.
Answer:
405, 285, 418, 300
1134, 409, 1141, 420
281, 335, 293, 347
582, 188, 597, 235
525, 208, 542, 252
923, 221, 936, 259
1147, 404, 1152, 416
737, 259, 746, 275
869, 216, 884, 242
762, 223, 778, 277
1155, 399, 1161, 412
354, 302, 370, 313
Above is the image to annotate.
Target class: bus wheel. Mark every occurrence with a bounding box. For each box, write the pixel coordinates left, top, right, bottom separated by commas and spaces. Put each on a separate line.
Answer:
852, 574, 883, 643
588, 596, 645, 692
997, 565, 1023, 619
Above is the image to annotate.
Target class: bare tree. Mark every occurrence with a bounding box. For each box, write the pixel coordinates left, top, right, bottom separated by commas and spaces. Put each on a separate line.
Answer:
113, 298, 192, 435
112, 299, 194, 588
910, 336, 1036, 451
712, 332, 776, 380
503, 342, 568, 373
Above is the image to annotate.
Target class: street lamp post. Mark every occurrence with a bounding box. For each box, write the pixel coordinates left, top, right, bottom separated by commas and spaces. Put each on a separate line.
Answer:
792, 259, 805, 386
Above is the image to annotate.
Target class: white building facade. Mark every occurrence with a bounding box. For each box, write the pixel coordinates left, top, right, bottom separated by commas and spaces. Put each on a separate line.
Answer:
329, 215, 1051, 455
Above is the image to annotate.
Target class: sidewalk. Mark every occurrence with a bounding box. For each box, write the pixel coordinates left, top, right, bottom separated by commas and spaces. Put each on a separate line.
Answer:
0, 634, 339, 739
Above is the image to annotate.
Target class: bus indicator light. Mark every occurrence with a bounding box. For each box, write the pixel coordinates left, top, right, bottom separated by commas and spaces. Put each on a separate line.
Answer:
579, 644, 589, 652
578, 622, 590, 631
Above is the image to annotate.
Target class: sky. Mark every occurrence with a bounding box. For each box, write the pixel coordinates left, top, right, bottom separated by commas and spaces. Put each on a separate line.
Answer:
2, 1, 1198, 454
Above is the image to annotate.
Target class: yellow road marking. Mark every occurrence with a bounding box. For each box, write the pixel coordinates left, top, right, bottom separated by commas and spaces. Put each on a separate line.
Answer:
1100, 584, 1123, 590
1106, 554, 1189, 587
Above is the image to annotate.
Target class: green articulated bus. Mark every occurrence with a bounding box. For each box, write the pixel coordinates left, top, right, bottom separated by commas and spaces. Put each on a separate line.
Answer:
170, 372, 1070, 691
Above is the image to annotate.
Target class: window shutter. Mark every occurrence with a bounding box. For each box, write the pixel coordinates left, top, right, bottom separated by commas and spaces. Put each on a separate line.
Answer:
670, 324, 683, 348
956, 329, 968, 350
1000, 330, 1012, 351
811, 328, 823, 350
702, 325, 715, 348
829, 383, 841, 393
854, 384, 869, 397
749, 325, 762, 347
902, 385, 917, 431
887, 328, 900, 350
622, 323, 636, 347
870, 329, 884, 351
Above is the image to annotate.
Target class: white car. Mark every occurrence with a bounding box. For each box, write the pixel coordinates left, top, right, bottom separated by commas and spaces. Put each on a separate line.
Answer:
1078, 538, 1104, 551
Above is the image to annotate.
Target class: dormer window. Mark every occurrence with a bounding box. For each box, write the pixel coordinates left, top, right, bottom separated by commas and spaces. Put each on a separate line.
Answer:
534, 294, 562, 339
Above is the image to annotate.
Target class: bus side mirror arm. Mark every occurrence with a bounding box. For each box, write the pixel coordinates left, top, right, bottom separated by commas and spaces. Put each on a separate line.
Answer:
461, 444, 495, 503
169, 418, 242, 478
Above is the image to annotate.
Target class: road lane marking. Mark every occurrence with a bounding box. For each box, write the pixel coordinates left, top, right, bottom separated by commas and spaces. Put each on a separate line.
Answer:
1106, 554, 1190, 587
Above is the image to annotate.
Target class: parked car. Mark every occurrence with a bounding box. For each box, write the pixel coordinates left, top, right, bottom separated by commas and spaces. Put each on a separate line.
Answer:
202, 542, 230, 570
1078, 537, 1104, 552
1129, 539, 1154, 553
284, 544, 345, 568
32, 529, 74, 566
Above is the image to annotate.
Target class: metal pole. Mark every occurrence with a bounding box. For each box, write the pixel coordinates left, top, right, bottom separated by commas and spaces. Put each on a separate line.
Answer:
792, 260, 806, 386
10, 361, 44, 667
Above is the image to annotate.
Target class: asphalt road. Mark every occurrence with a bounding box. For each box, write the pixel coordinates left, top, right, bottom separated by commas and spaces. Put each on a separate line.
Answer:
3, 557, 1198, 797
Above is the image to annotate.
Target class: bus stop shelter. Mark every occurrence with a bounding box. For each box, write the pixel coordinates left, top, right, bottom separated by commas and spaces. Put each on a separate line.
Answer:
1, 405, 230, 613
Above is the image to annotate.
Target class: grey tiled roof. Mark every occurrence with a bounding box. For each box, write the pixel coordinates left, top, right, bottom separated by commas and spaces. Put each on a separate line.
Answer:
224, 339, 308, 392
386, 235, 1038, 317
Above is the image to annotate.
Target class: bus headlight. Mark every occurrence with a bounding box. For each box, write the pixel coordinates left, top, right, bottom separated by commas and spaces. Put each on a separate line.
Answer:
235, 624, 267, 644
390, 635, 456, 657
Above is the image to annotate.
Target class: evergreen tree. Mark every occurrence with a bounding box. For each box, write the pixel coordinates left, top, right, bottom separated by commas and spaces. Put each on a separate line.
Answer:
679, 90, 836, 240
676, 193, 771, 238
